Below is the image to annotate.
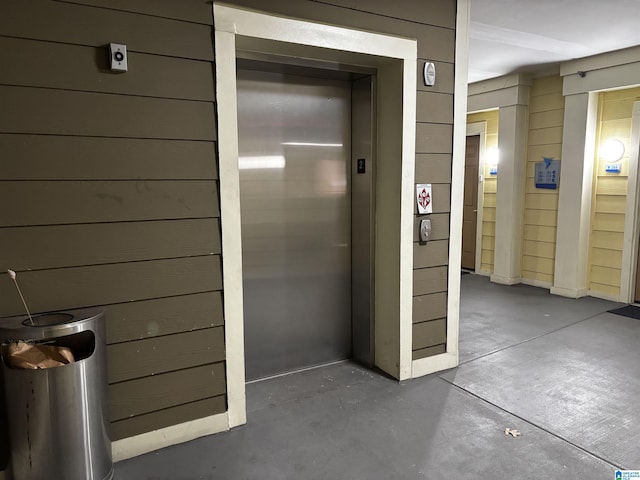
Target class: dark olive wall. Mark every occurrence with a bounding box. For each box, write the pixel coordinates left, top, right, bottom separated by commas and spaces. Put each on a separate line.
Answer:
0, 0, 225, 448
0, 0, 456, 458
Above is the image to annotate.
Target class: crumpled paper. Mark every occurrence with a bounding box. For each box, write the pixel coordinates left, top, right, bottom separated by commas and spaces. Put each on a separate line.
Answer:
4, 341, 75, 369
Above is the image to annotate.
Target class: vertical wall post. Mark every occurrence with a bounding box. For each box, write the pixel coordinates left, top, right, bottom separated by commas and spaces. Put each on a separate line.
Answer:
551, 92, 598, 298
491, 104, 528, 284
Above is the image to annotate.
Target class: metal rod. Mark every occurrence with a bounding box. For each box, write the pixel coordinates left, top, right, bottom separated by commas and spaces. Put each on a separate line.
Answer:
8, 270, 34, 325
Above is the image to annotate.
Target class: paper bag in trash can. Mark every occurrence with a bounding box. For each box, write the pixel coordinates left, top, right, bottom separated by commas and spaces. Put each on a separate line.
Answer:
3, 341, 75, 369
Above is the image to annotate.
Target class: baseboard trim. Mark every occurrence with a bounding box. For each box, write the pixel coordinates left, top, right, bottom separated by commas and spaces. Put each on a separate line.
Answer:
490, 274, 521, 285
550, 286, 588, 298
520, 277, 552, 289
112, 412, 229, 462
587, 289, 622, 303
411, 352, 458, 378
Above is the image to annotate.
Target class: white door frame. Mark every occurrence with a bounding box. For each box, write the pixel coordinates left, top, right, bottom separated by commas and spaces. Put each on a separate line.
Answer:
214, 2, 418, 429
466, 122, 487, 274
620, 101, 640, 302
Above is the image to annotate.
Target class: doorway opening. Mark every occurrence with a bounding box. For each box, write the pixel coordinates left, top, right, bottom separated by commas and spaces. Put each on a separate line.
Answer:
462, 135, 480, 271
236, 60, 376, 382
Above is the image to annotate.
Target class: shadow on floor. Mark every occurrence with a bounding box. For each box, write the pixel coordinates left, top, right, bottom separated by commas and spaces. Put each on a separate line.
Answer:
115, 275, 636, 479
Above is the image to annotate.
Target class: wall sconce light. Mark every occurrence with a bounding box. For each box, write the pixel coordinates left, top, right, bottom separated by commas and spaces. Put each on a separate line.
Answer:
486, 147, 499, 166
600, 139, 625, 162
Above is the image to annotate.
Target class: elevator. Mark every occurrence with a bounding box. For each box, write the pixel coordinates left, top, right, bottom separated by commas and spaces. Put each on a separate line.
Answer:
237, 61, 375, 381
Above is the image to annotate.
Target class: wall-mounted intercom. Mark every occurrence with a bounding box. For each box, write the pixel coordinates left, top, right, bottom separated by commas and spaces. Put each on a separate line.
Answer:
419, 218, 431, 243
109, 43, 128, 72
423, 62, 436, 87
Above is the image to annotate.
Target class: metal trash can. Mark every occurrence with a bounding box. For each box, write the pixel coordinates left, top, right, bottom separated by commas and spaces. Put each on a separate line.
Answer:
0, 308, 112, 480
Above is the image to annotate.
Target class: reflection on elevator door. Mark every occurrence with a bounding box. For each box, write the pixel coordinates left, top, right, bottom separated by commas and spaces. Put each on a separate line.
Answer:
237, 69, 352, 381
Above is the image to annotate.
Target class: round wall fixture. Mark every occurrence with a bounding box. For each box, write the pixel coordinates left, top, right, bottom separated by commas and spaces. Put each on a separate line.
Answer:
600, 139, 625, 162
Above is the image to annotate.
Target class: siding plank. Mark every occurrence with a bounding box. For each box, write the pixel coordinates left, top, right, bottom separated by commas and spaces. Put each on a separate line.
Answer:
523, 209, 558, 227
0, 86, 216, 140
1, 219, 221, 271
416, 92, 453, 124
106, 292, 224, 344
414, 214, 449, 242
0, 181, 219, 227
0, 256, 223, 317
530, 76, 563, 96
413, 266, 448, 296
529, 92, 564, 114
592, 212, 626, 233
108, 327, 225, 383
415, 154, 452, 184
413, 240, 449, 268
313, 0, 457, 29
595, 176, 628, 196
412, 344, 446, 360
522, 271, 553, 284
529, 109, 564, 130
522, 240, 555, 259
528, 145, 562, 165
413, 292, 447, 323
412, 319, 446, 350
591, 231, 624, 250
62, 0, 213, 25
595, 195, 627, 214
591, 248, 623, 269
527, 126, 563, 146
0, 135, 217, 181
111, 396, 226, 441
524, 193, 559, 211
0, 37, 214, 101
109, 363, 226, 421
1, 0, 214, 60
523, 225, 556, 243
590, 265, 622, 288
522, 255, 554, 275
416, 123, 453, 154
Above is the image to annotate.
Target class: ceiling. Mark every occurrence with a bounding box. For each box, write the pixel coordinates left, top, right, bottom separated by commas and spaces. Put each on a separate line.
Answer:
468, 0, 640, 83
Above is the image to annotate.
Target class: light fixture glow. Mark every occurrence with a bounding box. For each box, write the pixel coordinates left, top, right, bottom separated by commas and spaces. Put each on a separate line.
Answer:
486, 147, 499, 166
281, 142, 343, 147
599, 139, 625, 162
238, 155, 286, 170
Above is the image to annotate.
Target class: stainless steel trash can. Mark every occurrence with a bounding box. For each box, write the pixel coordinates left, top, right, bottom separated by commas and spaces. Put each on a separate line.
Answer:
0, 308, 112, 480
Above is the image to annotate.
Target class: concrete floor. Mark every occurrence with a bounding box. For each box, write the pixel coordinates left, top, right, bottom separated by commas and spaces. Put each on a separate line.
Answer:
115, 274, 639, 479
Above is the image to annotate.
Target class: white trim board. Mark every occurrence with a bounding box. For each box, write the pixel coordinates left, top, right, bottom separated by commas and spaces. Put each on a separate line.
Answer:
466, 121, 486, 274
112, 412, 229, 462
214, 4, 419, 425
620, 101, 640, 303
417, 0, 471, 378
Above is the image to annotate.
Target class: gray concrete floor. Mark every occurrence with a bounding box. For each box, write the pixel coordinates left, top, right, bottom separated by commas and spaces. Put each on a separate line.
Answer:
115, 274, 639, 479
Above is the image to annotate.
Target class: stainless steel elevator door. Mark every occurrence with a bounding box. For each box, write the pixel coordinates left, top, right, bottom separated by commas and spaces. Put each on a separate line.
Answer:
237, 68, 352, 381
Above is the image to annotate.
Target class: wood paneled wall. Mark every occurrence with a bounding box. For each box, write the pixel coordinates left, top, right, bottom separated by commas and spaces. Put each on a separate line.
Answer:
588, 87, 640, 297
0, 0, 224, 454
522, 76, 565, 285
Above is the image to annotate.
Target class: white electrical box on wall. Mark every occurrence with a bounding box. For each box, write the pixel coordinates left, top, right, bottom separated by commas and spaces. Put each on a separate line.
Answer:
109, 43, 128, 72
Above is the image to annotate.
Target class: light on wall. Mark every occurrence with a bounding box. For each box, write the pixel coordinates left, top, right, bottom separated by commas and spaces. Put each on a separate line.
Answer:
486, 148, 500, 165
599, 139, 625, 162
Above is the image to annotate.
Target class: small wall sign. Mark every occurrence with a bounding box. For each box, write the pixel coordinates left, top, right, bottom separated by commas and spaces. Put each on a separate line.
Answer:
489, 165, 498, 175
535, 157, 561, 189
605, 163, 621, 173
416, 183, 433, 214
